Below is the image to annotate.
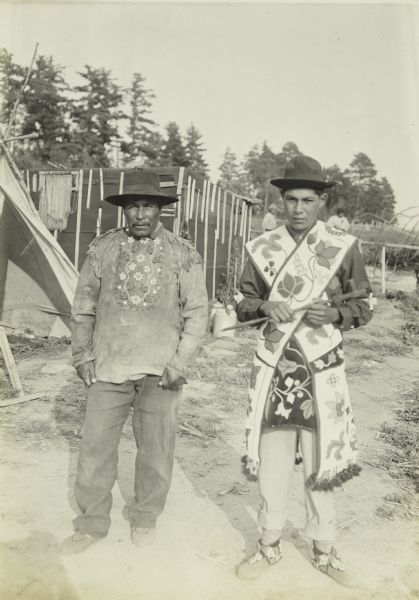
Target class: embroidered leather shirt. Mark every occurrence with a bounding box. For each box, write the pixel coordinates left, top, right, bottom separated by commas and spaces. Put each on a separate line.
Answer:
70, 223, 208, 383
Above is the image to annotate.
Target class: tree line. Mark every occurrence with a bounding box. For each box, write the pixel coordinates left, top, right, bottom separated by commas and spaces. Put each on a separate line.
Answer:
0, 50, 396, 221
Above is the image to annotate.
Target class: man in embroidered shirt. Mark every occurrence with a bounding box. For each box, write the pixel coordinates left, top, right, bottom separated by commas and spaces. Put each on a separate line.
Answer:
236, 156, 372, 585
61, 171, 208, 554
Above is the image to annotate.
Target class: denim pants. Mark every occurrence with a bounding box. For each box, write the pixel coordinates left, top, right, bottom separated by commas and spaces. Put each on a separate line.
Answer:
73, 376, 181, 537
258, 428, 335, 551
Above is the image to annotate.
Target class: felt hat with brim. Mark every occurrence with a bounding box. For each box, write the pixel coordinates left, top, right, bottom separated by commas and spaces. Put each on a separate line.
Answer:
270, 155, 336, 191
105, 170, 179, 207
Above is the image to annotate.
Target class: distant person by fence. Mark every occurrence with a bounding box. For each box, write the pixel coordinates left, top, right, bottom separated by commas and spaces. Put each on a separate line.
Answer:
262, 204, 278, 231
327, 208, 350, 232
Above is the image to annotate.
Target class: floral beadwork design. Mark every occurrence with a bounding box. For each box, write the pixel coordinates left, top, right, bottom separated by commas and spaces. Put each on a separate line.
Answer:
312, 343, 344, 372
276, 272, 305, 300
313, 241, 341, 269
252, 232, 283, 260
114, 235, 165, 309
326, 391, 346, 424
262, 321, 285, 353
263, 339, 317, 430
264, 260, 277, 278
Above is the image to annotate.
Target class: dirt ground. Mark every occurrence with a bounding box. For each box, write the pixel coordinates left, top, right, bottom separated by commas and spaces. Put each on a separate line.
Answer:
1, 293, 418, 600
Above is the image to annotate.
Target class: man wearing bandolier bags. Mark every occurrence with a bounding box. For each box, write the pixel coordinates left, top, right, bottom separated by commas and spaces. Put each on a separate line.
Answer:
236, 155, 373, 586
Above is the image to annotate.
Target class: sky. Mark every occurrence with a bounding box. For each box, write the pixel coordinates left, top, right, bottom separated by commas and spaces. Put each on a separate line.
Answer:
1, 1, 419, 215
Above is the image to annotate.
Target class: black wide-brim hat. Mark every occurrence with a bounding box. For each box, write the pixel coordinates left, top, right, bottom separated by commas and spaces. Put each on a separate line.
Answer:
270, 155, 336, 191
105, 170, 179, 207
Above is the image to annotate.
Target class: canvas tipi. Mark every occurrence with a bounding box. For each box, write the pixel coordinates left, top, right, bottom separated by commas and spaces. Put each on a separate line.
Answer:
0, 143, 79, 337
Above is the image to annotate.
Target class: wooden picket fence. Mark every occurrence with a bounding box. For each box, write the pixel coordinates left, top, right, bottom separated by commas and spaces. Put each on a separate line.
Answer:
26, 165, 256, 299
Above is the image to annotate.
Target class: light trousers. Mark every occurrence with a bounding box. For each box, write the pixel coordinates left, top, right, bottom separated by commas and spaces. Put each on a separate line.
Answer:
258, 428, 335, 551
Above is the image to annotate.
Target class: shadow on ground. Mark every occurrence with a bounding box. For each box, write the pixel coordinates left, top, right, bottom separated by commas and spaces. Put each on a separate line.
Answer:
0, 530, 79, 600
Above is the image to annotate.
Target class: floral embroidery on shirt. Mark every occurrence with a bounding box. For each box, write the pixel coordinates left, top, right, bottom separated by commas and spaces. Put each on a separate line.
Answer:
114, 234, 165, 309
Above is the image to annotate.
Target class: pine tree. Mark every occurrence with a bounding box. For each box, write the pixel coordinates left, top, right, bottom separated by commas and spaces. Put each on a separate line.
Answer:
21, 55, 71, 162
346, 153, 378, 190
280, 141, 301, 160
1, 52, 72, 166
0, 49, 25, 130
185, 124, 208, 177
71, 65, 126, 167
123, 72, 157, 165
326, 154, 396, 222
142, 131, 165, 167
245, 142, 281, 197
161, 122, 187, 166
379, 177, 396, 222
219, 147, 246, 193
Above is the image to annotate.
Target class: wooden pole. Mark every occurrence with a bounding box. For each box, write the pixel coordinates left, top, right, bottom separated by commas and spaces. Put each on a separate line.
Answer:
0, 326, 23, 395
212, 188, 221, 298
227, 195, 235, 277
203, 183, 210, 280
174, 166, 185, 235
216, 187, 221, 230
5, 43, 39, 138
99, 168, 104, 202
241, 204, 247, 266
96, 167, 104, 237
247, 205, 252, 242
210, 182, 216, 212
212, 228, 219, 299
74, 169, 84, 269
221, 190, 227, 244
234, 195, 239, 235
189, 178, 196, 220
185, 175, 192, 228
381, 245, 386, 295
96, 208, 102, 237
194, 191, 200, 249
117, 171, 124, 227
86, 169, 93, 209
201, 180, 208, 221
239, 200, 245, 237
0, 326, 44, 407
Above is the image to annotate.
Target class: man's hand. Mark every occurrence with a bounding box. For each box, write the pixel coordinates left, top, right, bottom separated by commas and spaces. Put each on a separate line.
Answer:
76, 361, 97, 387
260, 301, 294, 323
159, 366, 186, 391
304, 302, 340, 327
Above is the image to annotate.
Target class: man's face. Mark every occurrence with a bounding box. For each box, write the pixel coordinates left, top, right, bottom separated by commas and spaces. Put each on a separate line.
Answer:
123, 198, 161, 239
282, 188, 326, 232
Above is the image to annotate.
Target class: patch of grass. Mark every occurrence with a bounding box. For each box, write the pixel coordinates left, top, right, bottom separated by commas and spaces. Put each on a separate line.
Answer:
7, 334, 71, 358
397, 292, 419, 344
376, 382, 419, 520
